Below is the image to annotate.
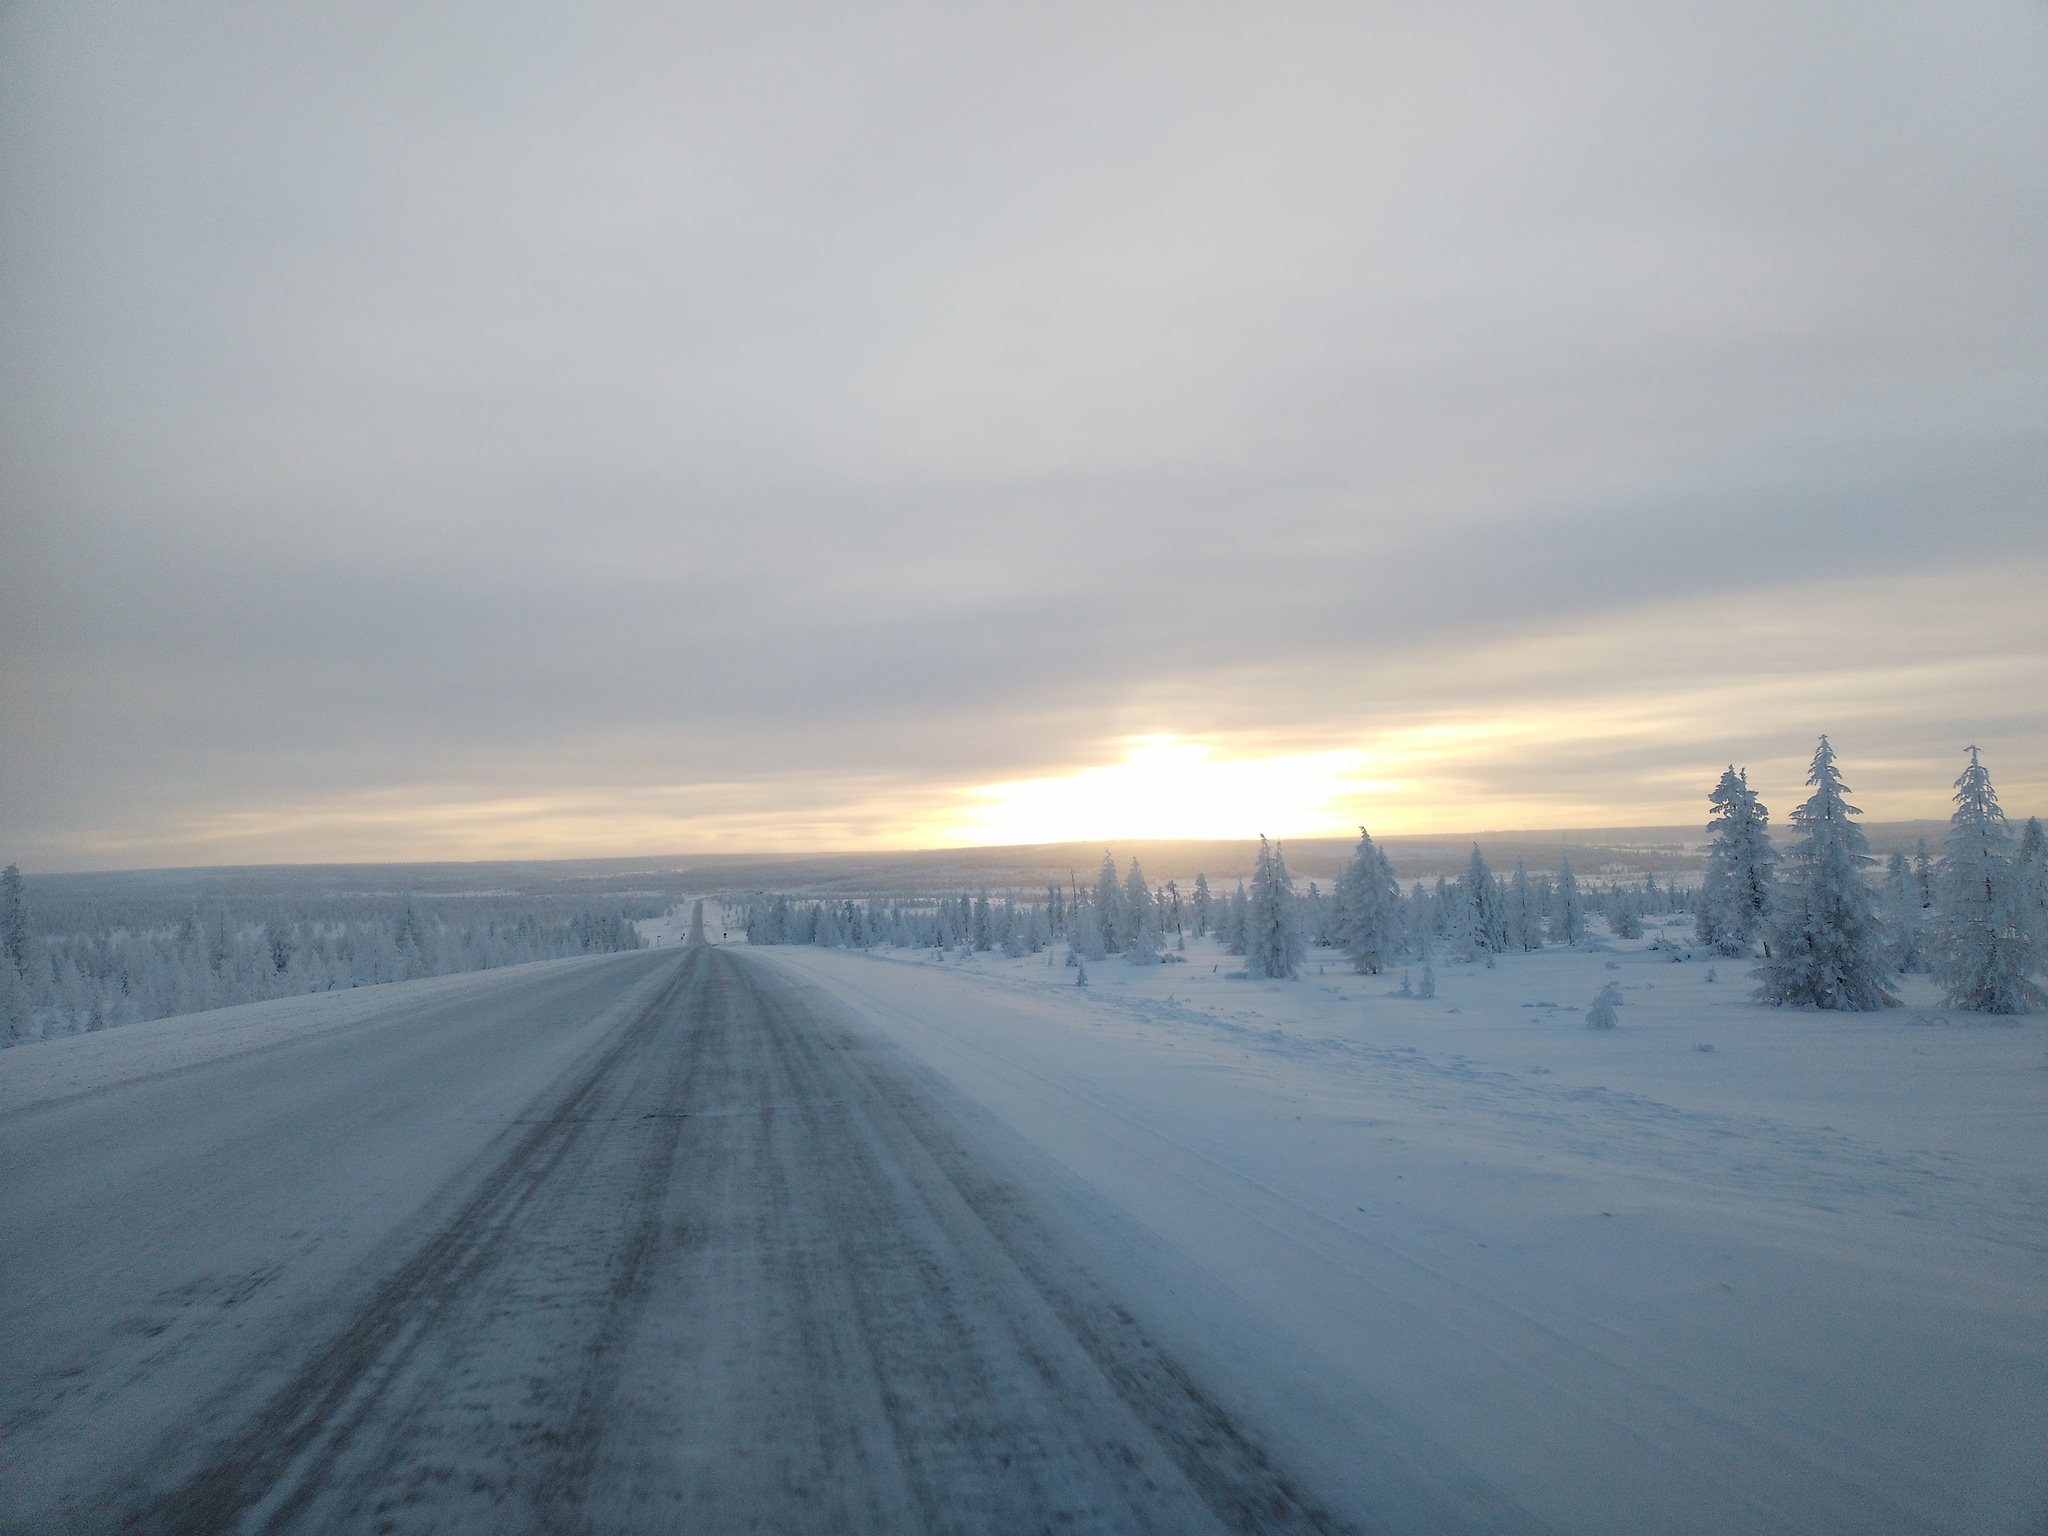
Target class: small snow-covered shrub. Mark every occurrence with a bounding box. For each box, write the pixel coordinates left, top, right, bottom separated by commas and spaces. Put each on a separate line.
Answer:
1585, 982, 1622, 1029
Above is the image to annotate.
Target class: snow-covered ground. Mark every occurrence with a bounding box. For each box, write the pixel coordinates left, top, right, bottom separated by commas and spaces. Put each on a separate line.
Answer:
750, 924, 2048, 1536
7, 919, 2041, 1533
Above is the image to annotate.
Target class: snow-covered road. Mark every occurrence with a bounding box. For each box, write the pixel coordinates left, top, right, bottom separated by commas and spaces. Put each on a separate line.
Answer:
0, 945, 1357, 1534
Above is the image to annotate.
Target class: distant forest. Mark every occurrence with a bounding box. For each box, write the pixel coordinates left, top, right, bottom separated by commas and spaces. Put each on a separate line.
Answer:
743, 742, 2047, 1017
5, 741, 2041, 1041
0, 881, 651, 1044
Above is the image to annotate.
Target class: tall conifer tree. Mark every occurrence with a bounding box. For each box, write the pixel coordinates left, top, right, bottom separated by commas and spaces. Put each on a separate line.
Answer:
0, 864, 27, 979
1457, 845, 1507, 958
1123, 859, 1162, 963
1246, 836, 1303, 978
1092, 852, 1124, 954
1696, 767, 1774, 955
1756, 737, 1897, 1010
1549, 858, 1585, 945
1334, 827, 1400, 974
1935, 749, 2041, 1012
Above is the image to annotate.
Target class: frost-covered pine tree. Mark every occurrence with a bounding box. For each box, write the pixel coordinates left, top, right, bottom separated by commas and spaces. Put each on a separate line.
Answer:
0, 866, 31, 1043
1755, 736, 1897, 1011
0, 952, 29, 1043
1092, 853, 1124, 954
1070, 885, 1105, 961
1549, 857, 1585, 945
1246, 836, 1304, 979
1506, 859, 1542, 951
1191, 873, 1212, 938
1584, 981, 1622, 1029
1334, 827, 1402, 974
1935, 748, 2041, 1013
1695, 767, 1774, 955
1405, 882, 1429, 954
1123, 859, 1163, 964
1223, 881, 1249, 955
1, 864, 26, 978
2020, 818, 2048, 963
1456, 845, 1507, 960
1912, 839, 1936, 911
1605, 883, 1643, 940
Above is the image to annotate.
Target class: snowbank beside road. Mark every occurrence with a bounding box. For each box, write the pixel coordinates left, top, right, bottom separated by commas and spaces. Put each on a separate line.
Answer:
755, 929, 2048, 1536
0, 949, 649, 1116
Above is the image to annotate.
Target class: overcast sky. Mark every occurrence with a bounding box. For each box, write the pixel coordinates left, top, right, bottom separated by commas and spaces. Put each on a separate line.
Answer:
3, 2, 2045, 869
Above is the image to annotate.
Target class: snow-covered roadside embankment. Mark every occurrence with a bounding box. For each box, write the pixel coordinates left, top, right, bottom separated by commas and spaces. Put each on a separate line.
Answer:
752, 935, 2048, 1536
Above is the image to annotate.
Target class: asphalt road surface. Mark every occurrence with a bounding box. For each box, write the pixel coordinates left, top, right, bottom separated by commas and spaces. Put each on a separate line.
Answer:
1, 944, 1349, 1534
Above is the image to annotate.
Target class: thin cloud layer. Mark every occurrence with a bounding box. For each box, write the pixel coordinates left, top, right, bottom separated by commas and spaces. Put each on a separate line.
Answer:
3, 3, 2044, 868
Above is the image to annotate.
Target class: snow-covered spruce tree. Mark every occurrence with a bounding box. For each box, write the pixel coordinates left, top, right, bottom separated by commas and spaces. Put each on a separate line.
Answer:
1244, 839, 1275, 969
1303, 882, 1329, 947
1935, 748, 2042, 1013
1224, 881, 1250, 955
0, 865, 33, 1044
1334, 827, 1401, 974
1755, 736, 1897, 1010
1695, 767, 1774, 955
1124, 859, 1163, 964
1549, 858, 1585, 945
1403, 883, 1427, 954
0, 953, 29, 1043
1507, 859, 1542, 951
1913, 839, 1937, 912
1070, 885, 1105, 961
1246, 836, 1304, 979
2021, 818, 2048, 961
1605, 883, 1643, 940
1456, 845, 1507, 960
1191, 873, 1212, 938
1585, 981, 1622, 1029
0, 864, 27, 979
0, 865, 30, 1043
1092, 853, 1125, 955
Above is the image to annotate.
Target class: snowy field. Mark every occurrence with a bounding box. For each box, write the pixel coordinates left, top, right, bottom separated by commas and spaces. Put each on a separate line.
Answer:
750, 923, 2048, 1536
5, 919, 2041, 1533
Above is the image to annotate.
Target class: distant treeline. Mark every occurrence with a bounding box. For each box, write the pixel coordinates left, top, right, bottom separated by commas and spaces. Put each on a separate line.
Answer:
741, 843, 1690, 963
0, 883, 652, 1044
744, 739, 2048, 1015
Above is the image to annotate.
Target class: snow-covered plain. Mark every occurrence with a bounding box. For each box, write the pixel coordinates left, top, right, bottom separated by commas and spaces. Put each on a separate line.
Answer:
5, 922, 2042, 1533
751, 923, 2048, 1536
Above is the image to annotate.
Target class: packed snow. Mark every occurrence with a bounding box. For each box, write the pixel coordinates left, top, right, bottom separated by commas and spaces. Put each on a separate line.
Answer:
748, 922, 2048, 1535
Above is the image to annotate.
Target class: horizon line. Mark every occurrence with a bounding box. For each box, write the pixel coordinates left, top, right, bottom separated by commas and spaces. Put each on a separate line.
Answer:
13, 817, 1981, 881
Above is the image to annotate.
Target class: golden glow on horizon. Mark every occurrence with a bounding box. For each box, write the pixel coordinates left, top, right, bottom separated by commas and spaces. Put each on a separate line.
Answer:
26, 561, 2043, 869
944, 738, 1397, 845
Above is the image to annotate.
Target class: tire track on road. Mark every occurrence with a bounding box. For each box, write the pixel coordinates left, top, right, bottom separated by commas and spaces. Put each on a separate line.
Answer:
133, 948, 704, 1535
118, 944, 1353, 1535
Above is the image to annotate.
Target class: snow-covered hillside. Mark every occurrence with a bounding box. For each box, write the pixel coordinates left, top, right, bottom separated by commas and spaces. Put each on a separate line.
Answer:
751, 923, 2048, 1535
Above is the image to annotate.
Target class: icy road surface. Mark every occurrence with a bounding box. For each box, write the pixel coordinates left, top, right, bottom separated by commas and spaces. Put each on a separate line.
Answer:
0, 945, 1360, 1535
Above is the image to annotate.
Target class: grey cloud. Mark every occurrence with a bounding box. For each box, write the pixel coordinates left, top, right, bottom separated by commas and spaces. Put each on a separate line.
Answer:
3, 1, 2045, 863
